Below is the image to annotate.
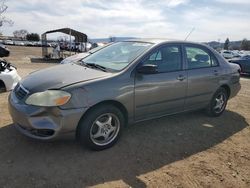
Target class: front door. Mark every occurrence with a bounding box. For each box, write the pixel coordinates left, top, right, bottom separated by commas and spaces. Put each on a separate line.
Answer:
134, 44, 187, 121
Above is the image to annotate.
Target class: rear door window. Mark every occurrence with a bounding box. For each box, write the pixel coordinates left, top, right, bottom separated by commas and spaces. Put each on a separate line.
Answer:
185, 46, 218, 69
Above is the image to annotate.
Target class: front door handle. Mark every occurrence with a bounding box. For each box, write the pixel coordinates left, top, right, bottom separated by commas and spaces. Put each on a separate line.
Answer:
177, 75, 186, 81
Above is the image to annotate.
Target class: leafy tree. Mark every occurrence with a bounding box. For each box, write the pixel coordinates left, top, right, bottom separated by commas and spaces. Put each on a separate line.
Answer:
241, 38, 250, 51
13, 29, 28, 39
26, 33, 40, 41
224, 38, 230, 50
230, 45, 240, 50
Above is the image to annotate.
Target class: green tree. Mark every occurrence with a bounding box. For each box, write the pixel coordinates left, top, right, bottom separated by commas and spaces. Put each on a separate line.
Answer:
241, 38, 250, 50
224, 38, 230, 50
13, 29, 28, 39
26, 33, 40, 41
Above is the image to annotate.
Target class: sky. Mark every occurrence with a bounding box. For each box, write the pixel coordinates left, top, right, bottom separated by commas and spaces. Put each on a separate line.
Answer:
1, 0, 250, 42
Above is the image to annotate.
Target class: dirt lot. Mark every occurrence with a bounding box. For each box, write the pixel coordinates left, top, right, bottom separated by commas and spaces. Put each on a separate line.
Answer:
0, 46, 250, 188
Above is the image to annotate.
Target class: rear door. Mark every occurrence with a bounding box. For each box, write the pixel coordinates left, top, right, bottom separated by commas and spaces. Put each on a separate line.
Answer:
134, 44, 187, 121
184, 44, 221, 110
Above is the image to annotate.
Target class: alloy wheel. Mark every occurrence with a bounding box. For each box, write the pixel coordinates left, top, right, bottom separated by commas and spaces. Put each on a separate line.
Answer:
90, 113, 120, 146
213, 93, 226, 114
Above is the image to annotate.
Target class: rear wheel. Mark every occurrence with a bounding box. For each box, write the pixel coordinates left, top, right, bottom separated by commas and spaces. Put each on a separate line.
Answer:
76, 104, 125, 150
206, 88, 228, 117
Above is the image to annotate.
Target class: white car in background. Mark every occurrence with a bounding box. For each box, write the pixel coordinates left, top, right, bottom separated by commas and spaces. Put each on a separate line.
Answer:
0, 60, 21, 92
4, 40, 14, 45
220, 50, 234, 59
14, 41, 25, 46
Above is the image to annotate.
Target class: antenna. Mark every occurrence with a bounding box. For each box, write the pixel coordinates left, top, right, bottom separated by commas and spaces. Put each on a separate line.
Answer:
184, 27, 195, 41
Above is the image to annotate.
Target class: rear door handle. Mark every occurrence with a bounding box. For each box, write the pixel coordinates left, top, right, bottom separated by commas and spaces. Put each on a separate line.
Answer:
177, 75, 186, 81
214, 70, 219, 76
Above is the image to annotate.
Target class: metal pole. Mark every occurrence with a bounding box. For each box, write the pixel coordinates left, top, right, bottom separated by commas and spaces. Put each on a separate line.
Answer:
69, 29, 72, 56
185, 27, 195, 41
42, 33, 48, 58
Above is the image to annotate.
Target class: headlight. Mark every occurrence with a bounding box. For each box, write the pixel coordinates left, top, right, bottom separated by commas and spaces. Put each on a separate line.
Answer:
25, 90, 71, 107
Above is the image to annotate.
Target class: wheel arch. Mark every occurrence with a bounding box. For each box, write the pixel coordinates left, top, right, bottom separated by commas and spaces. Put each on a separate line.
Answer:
220, 84, 231, 98
77, 100, 129, 128
0, 79, 6, 91
238, 64, 243, 73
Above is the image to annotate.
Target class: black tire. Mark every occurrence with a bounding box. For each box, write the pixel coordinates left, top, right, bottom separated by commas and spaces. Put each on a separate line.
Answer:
206, 87, 228, 117
0, 87, 5, 93
0, 81, 6, 93
76, 104, 125, 150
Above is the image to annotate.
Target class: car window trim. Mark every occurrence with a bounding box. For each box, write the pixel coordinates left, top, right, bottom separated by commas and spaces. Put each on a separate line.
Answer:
183, 44, 220, 70
137, 43, 184, 74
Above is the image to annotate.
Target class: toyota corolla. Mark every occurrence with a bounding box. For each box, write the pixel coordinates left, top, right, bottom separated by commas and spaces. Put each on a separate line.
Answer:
8, 40, 241, 150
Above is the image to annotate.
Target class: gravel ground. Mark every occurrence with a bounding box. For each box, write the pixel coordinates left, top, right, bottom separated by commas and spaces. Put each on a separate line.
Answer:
0, 46, 250, 188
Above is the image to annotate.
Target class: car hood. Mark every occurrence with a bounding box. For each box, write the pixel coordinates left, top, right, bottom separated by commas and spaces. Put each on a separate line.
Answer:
60, 53, 90, 64
21, 64, 111, 93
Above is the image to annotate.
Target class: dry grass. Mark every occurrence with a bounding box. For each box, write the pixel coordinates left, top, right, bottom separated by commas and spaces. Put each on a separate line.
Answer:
0, 46, 249, 188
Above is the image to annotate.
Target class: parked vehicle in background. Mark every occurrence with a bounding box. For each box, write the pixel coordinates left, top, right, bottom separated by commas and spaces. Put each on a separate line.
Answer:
9, 40, 241, 150
32, 41, 42, 47
3, 40, 14, 45
62, 42, 92, 52
66, 42, 80, 52
231, 51, 242, 58
229, 55, 250, 74
14, 41, 25, 46
60, 45, 108, 64
221, 50, 234, 59
50, 42, 57, 48
0, 59, 21, 92
239, 50, 250, 56
0, 44, 10, 57
26, 41, 34, 46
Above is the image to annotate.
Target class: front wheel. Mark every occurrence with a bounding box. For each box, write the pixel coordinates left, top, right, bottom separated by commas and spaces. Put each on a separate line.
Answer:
206, 88, 228, 117
76, 105, 125, 150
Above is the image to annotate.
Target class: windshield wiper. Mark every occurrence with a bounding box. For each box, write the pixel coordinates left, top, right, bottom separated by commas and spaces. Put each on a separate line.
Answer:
82, 62, 107, 72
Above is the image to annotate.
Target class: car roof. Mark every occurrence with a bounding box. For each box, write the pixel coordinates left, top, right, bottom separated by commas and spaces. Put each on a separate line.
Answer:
124, 38, 207, 46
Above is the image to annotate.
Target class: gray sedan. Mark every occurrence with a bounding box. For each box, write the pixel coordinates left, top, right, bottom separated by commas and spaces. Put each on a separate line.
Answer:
8, 40, 241, 150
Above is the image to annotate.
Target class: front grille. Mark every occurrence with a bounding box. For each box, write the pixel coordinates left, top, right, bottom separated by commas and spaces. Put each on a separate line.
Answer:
31, 129, 55, 137
14, 84, 29, 100
18, 124, 55, 137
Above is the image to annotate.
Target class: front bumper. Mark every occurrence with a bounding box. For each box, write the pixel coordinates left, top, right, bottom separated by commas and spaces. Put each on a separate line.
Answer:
8, 92, 87, 140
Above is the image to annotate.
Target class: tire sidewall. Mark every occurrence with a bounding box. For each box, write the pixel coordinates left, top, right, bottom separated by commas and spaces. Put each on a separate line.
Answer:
208, 88, 228, 117
77, 104, 125, 150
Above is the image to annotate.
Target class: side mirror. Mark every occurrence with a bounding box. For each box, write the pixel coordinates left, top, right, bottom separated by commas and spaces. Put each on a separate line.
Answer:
137, 64, 158, 74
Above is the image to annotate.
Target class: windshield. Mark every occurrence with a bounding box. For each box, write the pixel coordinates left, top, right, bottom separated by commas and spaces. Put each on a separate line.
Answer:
88, 45, 106, 54
82, 41, 152, 71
